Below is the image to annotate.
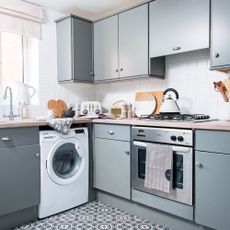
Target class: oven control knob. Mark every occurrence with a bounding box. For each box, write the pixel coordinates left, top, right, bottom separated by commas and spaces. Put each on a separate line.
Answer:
178, 136, 184, 142
170, 135, 177, 141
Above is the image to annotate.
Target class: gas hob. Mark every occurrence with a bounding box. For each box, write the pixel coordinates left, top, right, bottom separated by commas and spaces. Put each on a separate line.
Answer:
139, 114, 215, 123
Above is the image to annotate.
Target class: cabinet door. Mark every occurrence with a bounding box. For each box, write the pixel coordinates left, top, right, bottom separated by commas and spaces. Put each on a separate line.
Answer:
56, 17, 72, 82
195, 151, 230, 230
211, 0, 230, 69
73, 17, 93, 82
94, 138, 130, 199
149, 0, 209, 57
119, 4, 148, 78
94, 16, 119, 81
0, 145, 40, 216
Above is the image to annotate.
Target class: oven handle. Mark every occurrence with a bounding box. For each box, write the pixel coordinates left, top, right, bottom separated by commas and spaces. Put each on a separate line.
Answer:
133, 141, 191, 152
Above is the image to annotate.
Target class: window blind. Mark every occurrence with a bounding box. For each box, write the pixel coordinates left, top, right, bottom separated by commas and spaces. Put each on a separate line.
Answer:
0, 0, 43, 39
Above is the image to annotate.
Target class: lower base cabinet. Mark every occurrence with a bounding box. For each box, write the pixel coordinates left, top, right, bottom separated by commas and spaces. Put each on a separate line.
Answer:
195, 151, 230, 230
93, 138, 130, 199
0, 145, 40, 216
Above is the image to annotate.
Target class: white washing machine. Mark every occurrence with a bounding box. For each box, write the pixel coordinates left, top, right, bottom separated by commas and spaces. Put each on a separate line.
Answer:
38, 127, 89, 219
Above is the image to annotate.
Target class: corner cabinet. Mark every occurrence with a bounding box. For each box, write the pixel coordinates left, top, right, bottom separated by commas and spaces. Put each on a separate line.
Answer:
195, 130, 230, 230
93, 124, 131, 199
210, 0, 230, 70
94, 4, 159, 82
149, 0, 210, 57
56, 16, 93, 83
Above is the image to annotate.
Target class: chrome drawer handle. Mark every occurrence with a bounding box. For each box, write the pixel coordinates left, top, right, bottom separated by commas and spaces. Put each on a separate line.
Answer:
2, 137, 12, 142
35, 153, 40, 158
173, 46, 181, 51
196, 162, 203, 168
125, 150, 130, 155
108, 130, 114, 135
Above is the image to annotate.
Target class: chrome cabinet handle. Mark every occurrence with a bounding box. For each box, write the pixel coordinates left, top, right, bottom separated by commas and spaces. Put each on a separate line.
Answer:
173, 47, 181, 51
196, 161, 203, 168
120, 68, 123, 72
35, 153, 40, 158
213, 53, 220, 58
114, 68, 119, 72
2, 137, 12, 142
125, 150, 130, 155
108, 130, 114, 135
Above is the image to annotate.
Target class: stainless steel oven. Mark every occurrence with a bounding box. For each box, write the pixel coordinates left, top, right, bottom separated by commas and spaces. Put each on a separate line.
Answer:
132, 127, 193, 205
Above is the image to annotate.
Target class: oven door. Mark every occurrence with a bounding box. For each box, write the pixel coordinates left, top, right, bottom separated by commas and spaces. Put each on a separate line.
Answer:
132, 141, 193, 205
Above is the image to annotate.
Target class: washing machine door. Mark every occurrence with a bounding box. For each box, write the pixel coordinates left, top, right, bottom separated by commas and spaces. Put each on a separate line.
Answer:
47, 138, 86, 185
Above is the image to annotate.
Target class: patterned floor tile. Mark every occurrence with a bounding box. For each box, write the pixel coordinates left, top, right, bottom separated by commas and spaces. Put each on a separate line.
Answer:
14, 201, 171, 230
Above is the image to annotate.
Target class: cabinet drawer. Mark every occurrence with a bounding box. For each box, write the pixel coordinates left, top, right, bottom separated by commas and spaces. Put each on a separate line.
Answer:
0, 127, 39, 148
195, 130, 230, 154
94, 124, 130, 141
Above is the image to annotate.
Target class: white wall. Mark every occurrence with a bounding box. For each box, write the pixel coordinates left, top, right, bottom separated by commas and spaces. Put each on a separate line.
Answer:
27, 9, 94, 118
94, 49, 230, 119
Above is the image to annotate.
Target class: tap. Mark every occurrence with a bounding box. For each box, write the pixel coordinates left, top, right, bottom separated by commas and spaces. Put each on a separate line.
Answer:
3, 86, 14, 120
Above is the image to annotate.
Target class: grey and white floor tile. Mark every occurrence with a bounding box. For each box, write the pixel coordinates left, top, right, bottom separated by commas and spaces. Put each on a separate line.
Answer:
15, 201, 171, 230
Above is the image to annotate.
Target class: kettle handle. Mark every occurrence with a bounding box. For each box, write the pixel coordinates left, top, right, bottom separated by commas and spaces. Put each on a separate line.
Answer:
28, 85, 36, 98
163, 88, 179, 100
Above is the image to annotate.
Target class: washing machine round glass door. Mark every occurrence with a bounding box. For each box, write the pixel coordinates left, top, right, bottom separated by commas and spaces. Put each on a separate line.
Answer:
47, 138, 86, 185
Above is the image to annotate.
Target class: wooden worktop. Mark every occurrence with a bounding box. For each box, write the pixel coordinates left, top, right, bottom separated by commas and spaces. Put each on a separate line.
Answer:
92, 118, 230, 131
1, 117, 230, 131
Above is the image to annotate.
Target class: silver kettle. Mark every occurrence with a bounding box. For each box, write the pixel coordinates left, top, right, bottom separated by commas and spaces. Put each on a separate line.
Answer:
160, 88, 181, 114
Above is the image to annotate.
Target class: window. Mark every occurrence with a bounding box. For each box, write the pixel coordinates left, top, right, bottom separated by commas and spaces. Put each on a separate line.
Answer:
0, 32, 39, 105
0, 32, 23, 85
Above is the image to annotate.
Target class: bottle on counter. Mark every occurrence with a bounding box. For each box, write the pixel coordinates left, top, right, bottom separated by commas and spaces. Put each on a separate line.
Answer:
127, 103, 133, 118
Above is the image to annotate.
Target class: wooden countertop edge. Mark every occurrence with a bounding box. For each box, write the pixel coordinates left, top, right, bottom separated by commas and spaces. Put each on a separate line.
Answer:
92, 119, 230, 131
0, 118, 92, 129
0, 118, 230, 131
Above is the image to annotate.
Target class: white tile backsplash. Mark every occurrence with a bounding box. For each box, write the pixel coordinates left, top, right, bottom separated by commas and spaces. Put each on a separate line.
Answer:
94, 49, 230, 119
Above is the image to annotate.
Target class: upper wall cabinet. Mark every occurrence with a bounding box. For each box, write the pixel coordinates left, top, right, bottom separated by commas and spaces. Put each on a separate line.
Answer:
210, 0, 230, 70
119, 4, 148, 78
94, 4, 161, 82
94, 15, 119, 81
149, 0, 210, 58
56, 16, 93, 83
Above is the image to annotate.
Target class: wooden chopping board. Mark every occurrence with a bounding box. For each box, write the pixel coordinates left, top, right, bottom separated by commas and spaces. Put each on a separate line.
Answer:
47, 99, 67, 118
135, 91, 163, 115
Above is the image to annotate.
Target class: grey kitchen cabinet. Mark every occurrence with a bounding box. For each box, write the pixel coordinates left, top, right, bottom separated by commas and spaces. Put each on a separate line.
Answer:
94, 4, 161, 81
210, 0, 230, 70
119, 4, 148, 78
195, 130, 230, 230
0, 145, 40, 216
56, 16, 93, 82
94, 15, 119, 81
0, 127, 40, 230
93, 124, 130, 199
149, 0, 210, 58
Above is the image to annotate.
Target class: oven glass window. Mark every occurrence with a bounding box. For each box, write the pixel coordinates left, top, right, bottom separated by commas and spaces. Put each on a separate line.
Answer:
173, 153, 183, 189
138, 148, 146, 179
138, 148, 183, 189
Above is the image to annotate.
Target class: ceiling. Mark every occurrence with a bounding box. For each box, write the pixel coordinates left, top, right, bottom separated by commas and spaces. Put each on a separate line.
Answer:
25, 0, 148, 20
